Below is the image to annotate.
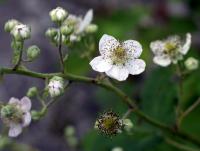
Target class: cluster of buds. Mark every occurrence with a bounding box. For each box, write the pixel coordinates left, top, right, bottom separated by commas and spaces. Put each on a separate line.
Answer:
47, 76, 65, 97
46, 7, 97, 46
5, 19, 31, 41
94, 110, 133, 137
0, 97, 32, 137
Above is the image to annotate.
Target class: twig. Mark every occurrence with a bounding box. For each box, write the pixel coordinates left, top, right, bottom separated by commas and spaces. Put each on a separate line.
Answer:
1, 67, 200, 147
165, 137, 199, 151
178, 97, 200, 126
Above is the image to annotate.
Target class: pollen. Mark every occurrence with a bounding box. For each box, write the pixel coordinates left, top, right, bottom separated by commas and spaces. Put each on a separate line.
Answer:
111, 45, 128, 65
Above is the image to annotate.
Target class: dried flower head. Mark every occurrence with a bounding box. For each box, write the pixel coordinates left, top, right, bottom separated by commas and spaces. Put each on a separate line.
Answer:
95, 111, 123, 136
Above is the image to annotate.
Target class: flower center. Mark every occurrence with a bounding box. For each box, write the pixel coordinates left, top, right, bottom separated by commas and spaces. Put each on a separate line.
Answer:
111, 45, 127, 65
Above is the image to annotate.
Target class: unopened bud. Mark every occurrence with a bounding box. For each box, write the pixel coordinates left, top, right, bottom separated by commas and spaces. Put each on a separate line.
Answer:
184, 57, 199, 71
48, 76, 64, 97
4, 19, 19, 32
45, 28, 58, 39
26, 45, 40, 61
123, 118, 133, 132
85, 24, 98, 33
11, 24, 31, 41
27, 87, 38, 97
60, 25, 73, 36
49, 7, 68, 23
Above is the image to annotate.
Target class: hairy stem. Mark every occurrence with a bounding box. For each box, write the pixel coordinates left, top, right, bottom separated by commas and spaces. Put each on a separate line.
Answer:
0, 67, 200, 146
13, 41, 24, 70
58, 27, 65, 73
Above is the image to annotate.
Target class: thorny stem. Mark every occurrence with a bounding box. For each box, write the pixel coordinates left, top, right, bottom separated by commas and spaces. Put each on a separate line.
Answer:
0, 67, 200, 147
178, 97, 200, 126
58, 25, 65, 73
176, 62, 184, 125
165, 137, 200, 151
13, 41, 24, 70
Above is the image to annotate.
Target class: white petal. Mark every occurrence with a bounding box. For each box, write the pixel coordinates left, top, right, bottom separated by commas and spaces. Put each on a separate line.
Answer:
126, 59, 146, 75
22, 112, 31, 127
106, 65, 129, 81
150, 40, 165, 55
9, 97, 20, 105
20, 97, 31, 112
8, 123, 22, 137
122, 40, 143, 58
99, 34, 119, 56
153, 55, 171, 67
90, 56, 112, 72
181, 33, 191, 55
77, 9, 93, 33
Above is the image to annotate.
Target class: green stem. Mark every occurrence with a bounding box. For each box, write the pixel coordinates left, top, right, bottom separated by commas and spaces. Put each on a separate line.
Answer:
13, 41, 24, 70
0, 67, 200, 146
58, 27, 64, 73
165, 137, 199, 151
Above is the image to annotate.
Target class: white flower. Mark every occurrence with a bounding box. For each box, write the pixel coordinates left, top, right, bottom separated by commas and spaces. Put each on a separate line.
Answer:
90, 34, 146, 81
11, 23, 31, 40
64, 9, 93, 42
48, 76, 64, 97
150, 33, 191, 67
184, 57, 199, 71
0, 97, 32, 137
112, 147, 123, 151
49, 7, 68, 22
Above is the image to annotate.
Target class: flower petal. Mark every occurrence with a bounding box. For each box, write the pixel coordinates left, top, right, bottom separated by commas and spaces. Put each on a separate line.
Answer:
99, 34, 119, 56
181, 33, 191, 55
106, 65, 129, 81
153, 55, 171, 67
150, 40, 165, 55
22, 112, 31, 127
9, 97, 20, 105
126, 59, 146, 75
122, 40, 143, 58
8, 123, 22, 137
90, 56, 112, 72
20, 97, 31, 112
77, 9, 93, 33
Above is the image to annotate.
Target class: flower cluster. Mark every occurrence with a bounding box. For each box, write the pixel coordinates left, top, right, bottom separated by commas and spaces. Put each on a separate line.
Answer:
46, 7, 97, 45
0, 97, 32, 137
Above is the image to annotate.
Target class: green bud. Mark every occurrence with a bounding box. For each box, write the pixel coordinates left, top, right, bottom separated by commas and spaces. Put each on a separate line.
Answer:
1, 105, 15, 119
4, 19, 19, 32
45, 28, 58, 39
26, 45, 40, 61
31, 108, 47, 121
49, 7, 68, 23
65, 126, 76, 137
123, 119, 133, 132
27, 87, 38, 97
184, 57, 199, 71
85, 24, 98, 33
60, 25, 73, 36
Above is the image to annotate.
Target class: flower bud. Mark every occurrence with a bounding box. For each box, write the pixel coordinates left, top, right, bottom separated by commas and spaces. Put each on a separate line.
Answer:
26, 45, 40, 61
11, 24, 31, 41
123, 118, 133, 132
48, 76, 64, 97
112, 147, 123, 151
60, 25, 73, 36
45, 28, 58, 39
49, 7, 68, 23
4, 19, 19, 33
85, 24, 98, 33
184, 57, 199, 71
65, 126, 76, 137
27, 87, 38, 97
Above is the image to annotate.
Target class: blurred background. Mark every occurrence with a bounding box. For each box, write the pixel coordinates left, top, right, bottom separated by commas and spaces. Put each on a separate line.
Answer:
0, 0, 200, 151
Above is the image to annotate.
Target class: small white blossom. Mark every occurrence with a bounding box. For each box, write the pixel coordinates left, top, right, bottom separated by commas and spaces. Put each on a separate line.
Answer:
48, 76, 64, 97
64, 9, 94, 42
0, 97, 32, 137
150, 33, 191, 67
112, 147, 124, 151
11, 23, 31, 41
184, 57, 199, 71
90, 34, 146, 81
49, 7, 68, 23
